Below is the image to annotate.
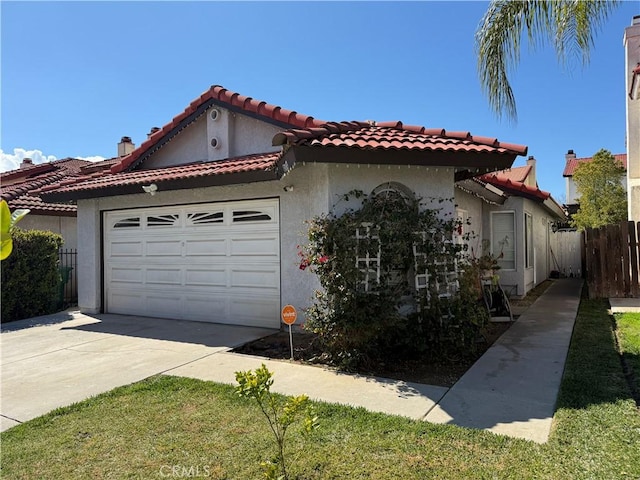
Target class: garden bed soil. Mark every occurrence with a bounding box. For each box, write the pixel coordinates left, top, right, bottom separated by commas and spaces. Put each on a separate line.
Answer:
233, 280, 554, 387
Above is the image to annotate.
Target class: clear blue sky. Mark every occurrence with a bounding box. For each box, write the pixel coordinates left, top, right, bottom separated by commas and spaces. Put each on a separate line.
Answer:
2, 1, 637, 202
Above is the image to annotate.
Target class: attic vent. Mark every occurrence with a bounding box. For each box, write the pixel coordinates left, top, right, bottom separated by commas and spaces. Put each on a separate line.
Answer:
210, 108, 220, 121
210, 137, 219, 148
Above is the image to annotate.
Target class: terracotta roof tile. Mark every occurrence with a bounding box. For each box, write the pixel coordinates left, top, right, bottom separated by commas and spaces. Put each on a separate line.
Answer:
273, 120, 528, 156
1, 158, 91, 214
38, 152, 280, 197
112, 85, 326, 174
479, 171, 550, 201
563, 153, 627, 176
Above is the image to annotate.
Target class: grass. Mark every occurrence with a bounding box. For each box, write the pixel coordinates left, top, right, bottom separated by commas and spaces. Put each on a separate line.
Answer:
2, 296, 639, 479
614, 312, 640, 402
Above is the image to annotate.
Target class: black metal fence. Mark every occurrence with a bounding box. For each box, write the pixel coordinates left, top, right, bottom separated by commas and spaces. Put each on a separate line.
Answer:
58, 248, 78, 307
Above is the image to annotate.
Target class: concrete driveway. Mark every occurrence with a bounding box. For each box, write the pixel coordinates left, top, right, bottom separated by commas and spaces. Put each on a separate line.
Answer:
0, 310, 275, 432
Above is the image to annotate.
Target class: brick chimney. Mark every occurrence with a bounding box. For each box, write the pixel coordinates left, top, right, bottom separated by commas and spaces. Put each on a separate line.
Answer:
565, 149, 576, 164
19, 158, 33, 169
525, 156, 537, 188
117, 136, 135, 157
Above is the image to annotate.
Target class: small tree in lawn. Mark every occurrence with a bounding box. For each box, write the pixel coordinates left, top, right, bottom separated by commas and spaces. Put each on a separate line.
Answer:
571, 149, 627, 230
235, 364, 318, 480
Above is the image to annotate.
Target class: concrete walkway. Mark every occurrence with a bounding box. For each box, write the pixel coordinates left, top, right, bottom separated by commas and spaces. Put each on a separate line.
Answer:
2, 279, 583, 443
425, 278, 583, 443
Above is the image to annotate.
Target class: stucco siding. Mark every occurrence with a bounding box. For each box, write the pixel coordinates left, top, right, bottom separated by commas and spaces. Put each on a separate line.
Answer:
454, 188, 484, 257
144, 115, 209, 169
141, 107, 282, 170
229, 112, 282, 159
327, 164, 456, 217
18, 215, 78, 250
76, 162, 459, 324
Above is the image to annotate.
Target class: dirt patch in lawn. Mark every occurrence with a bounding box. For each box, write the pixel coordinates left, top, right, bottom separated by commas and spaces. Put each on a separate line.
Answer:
233, 280, 554, 387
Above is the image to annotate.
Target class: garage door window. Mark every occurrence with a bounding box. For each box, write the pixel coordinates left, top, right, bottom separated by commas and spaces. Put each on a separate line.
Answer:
187, 211, 224, 225
233, 210, 272, 222
147, 214, 180, 227
113, 217, 141, 228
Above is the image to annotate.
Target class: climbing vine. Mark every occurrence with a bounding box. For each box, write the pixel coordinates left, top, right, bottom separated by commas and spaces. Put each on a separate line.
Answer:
300, 189, 489, 369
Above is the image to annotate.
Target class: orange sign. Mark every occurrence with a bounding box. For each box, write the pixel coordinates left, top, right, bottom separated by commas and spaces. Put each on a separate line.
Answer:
281, 305, 297, 325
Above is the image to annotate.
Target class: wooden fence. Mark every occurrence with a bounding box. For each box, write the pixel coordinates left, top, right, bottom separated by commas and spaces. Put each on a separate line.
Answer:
584, 220, 640, 298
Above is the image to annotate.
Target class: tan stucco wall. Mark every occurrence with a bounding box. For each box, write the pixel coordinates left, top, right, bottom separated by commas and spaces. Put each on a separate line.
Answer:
18, 215, 78, 249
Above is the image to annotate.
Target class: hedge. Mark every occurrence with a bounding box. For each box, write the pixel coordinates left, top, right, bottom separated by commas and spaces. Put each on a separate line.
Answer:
1, 228, 63, 322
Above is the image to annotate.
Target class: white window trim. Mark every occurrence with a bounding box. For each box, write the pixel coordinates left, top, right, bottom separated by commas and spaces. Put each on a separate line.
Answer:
524, 211, 533, 269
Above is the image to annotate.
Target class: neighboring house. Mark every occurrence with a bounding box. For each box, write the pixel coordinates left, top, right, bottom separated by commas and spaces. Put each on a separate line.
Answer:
39, 85, 528, 329
562, 150, 627, 217
456, 156, 567, 297
625, 16, 640, 222
1, 157, 93, 249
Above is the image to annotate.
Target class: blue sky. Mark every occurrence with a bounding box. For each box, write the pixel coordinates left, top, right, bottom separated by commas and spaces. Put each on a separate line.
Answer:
1, 1, 637, 202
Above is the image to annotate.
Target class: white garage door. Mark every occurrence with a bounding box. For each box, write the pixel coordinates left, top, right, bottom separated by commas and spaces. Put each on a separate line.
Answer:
104, 199, 280, 328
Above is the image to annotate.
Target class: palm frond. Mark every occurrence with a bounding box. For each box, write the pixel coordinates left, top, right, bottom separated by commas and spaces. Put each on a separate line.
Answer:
476, 0, 620, 122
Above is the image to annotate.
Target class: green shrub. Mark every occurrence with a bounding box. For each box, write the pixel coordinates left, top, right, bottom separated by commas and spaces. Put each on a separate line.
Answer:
1, 228, 63, 322
300, 190, 487, 369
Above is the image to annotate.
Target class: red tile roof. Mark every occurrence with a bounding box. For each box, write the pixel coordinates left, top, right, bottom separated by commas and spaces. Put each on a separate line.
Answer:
480, 171, 550, 201
273, 121, 528, 156
38, 153, 281, 200
1, 158, 92, 215
490, 165, 531, 183
111, 85, 326, 174
563, 153, 627, 176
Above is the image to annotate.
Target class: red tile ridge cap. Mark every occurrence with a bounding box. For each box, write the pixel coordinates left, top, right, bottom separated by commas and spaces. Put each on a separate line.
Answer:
112, 85, 326, 174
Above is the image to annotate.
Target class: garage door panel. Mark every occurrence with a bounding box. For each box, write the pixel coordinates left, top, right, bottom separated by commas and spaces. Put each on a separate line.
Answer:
230, 236, 279, 256
108, 291, 146, 315
184, 295, 227, 321
231, 267, 279, 288
185, 268, 227, 287
146, 268, 182, 285
105, 199, 280, 328
110, 241, 143, 257
146, 294, 182, 316
110, 267, 143, 284
146, 240, 182, 256
185, 239, 227, 256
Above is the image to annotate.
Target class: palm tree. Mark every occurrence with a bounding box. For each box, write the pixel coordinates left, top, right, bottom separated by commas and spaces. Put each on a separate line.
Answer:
476, 0, 620, 122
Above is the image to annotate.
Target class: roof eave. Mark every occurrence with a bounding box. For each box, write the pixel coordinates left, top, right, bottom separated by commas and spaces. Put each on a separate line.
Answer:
41, 168, 282, 203
288, 145, 518, 171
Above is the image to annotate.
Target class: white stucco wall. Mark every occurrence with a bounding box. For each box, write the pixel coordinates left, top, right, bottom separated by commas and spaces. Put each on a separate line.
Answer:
76, 162, 463, 322
18, 215, 78, 250
625, 17, 640, 221
144, 114, 209, 168
142, 107, 282, 169
454, 188, 485, 257
327, 164, 456, 216
483, 197, 557, 297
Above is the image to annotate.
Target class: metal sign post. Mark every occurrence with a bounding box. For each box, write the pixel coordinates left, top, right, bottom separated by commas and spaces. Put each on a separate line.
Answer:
281, 304, 297, 360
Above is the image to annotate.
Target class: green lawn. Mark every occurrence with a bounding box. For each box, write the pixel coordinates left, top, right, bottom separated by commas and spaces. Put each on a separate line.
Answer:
615, 311, 640, 401
2, 297, 639, 480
